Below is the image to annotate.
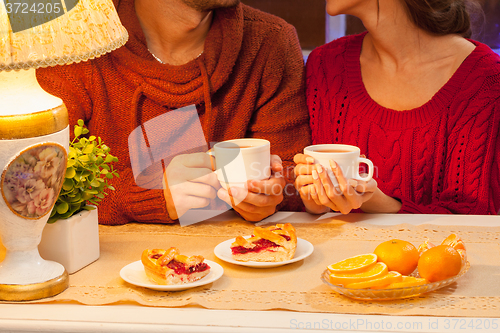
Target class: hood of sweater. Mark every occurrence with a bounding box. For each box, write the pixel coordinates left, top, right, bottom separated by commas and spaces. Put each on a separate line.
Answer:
110, 0, 243, 109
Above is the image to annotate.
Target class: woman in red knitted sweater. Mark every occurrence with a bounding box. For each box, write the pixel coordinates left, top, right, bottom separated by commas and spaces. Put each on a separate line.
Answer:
294, 0, 500, 215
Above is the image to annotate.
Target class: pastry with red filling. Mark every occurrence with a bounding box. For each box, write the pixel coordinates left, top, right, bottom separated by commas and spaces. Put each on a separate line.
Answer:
230, 223, 297, 262
141, 247, 210, 285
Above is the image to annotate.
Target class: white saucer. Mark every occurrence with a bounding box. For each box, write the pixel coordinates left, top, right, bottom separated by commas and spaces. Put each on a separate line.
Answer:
214, 238, 314, 268
120, 259, 223, 291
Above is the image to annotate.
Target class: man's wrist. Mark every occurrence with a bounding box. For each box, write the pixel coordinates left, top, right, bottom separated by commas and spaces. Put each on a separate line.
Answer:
162, 174, 179, 220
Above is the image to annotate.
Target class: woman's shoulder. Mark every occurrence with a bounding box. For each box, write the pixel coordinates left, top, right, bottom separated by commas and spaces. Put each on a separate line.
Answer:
449, 42, 500, 124
463, 41, 500, 83
447, 41, 500, 111
306, 32, 366, 67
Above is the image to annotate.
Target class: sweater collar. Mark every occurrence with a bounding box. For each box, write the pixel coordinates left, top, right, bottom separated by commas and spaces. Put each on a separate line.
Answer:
110, 0, 243, 108
344, 32, 490, 129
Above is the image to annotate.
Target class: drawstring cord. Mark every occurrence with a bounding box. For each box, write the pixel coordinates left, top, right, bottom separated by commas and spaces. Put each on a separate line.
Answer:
131, 83, 155, 166
196, 57, 214, 145
131, 82, 169, 190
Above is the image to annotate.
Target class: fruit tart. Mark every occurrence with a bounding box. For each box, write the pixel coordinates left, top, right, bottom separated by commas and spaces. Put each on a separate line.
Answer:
141, 247, 210, 285
230, 223, 297, 262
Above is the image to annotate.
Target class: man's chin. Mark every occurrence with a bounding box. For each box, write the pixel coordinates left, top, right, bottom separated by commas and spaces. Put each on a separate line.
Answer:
216, 0, 240, 8
183, 0, 240, 11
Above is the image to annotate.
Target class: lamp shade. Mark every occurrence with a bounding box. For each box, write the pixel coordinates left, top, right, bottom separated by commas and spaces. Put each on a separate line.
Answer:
0, 0, 128, 71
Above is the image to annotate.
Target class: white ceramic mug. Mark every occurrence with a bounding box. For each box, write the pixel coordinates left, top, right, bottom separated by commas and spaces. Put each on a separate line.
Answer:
208, 138, 271, 189
304, 144, 374, 189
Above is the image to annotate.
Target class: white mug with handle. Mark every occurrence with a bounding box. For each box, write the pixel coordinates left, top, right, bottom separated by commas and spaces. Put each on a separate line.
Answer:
207, 138, 271, 190
304, 144, 374, 190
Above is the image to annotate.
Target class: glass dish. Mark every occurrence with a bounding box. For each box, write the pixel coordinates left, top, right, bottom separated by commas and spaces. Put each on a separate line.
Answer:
321, 261, 470, 301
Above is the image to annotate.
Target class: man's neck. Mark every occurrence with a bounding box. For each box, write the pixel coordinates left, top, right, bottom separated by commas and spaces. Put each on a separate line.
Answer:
135, 0, 213, 65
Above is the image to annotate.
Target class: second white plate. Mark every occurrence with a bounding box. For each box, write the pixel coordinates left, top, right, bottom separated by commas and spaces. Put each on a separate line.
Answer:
120, 259, 224, 291
214, 237, 314, 268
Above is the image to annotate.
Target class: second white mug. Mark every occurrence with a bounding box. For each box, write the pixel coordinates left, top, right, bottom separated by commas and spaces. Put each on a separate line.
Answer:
304, 144, 374, 189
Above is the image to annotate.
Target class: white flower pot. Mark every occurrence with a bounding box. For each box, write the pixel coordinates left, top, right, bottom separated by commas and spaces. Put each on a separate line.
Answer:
38, 208, 100, 274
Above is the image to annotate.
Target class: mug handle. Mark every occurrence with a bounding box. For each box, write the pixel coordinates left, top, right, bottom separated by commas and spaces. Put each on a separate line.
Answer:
206, 149, 215, 171
357, 157, 374, 182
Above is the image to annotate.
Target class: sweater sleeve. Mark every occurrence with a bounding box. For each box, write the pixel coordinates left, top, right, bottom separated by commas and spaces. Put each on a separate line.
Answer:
247, 24, 311, 212
398, 96, 500, 215
97, 168, 170, 225
37, 63, 94, 127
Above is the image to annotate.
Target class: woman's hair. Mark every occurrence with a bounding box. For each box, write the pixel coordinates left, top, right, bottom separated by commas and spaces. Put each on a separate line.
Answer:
401, 0, 484, 39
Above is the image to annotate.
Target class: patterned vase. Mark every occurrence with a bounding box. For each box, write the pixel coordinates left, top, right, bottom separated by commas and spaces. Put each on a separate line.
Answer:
0, 68, 70, 300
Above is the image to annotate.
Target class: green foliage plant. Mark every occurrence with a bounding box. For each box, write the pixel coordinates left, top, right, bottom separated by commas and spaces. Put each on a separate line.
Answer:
48, 120, 119, 223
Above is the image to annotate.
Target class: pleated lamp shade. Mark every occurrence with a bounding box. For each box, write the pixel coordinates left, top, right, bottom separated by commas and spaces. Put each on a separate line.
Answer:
0, 0, 128, 71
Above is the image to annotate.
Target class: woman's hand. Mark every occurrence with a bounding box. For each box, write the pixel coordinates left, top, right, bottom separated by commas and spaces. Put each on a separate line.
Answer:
293, 153, 329, 214
310, 160, 377, 214
293, 153, 404, 216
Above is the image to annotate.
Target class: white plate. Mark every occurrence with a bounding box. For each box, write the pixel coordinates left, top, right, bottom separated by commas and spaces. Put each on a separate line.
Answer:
120, 259, 224, 291
214, 237, 314, 268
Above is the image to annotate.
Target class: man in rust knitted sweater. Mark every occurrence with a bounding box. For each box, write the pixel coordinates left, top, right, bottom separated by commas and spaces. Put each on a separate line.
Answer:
37, 0, 311, 225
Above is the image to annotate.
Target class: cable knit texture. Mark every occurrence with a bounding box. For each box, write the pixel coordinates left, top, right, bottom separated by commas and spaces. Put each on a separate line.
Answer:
37, 0, 311, 225
306, 32, 500, 215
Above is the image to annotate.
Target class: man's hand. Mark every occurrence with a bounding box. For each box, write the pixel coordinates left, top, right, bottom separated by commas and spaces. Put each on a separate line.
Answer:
163, 152, 221, 220
217, 155, 286, 221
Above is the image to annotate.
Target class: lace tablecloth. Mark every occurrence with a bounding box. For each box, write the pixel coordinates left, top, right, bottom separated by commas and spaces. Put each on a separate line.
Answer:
27, 214, 500, 317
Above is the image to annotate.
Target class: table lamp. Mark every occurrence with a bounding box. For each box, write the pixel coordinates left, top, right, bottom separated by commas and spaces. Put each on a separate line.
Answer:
0, 0, 127, 301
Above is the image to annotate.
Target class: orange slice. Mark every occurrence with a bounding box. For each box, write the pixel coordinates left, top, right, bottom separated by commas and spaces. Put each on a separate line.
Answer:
417, 240, 435, 255
327, 253, 378, 274
456, 249, 467, 268
441, 234, 466, 251
329, 262, 388, 286
383, 276, 429, 289
345, 271, 402, 289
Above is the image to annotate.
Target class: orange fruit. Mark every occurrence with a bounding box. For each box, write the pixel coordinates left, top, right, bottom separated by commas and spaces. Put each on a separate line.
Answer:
374, 239, 419, 275
345, 271, 402, 289
417, 240, 435, 255
382, 276, 429, 289
329, 262, 388, 286
418, 245, 462, 282
441, 234, 466, 251
327, 253, 378, 274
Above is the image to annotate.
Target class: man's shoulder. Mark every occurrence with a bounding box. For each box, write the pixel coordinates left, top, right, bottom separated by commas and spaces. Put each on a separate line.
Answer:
240, 3, 295, 33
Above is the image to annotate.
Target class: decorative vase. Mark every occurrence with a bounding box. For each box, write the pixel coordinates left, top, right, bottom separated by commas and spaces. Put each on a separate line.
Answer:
0, 69, 69, 301
38, 208, 100, 274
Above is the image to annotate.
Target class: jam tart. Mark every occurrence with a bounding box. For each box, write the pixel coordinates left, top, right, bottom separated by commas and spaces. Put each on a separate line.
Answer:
141, 247, 210, 285
230, 223, 297, 262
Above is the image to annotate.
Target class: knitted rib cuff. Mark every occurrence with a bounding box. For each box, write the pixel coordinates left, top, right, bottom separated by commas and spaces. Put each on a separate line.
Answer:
398, 198, 426, 214
127, 186, 174, 224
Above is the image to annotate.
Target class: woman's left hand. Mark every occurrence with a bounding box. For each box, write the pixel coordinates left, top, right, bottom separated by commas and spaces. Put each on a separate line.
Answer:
310, 160, 377, 214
